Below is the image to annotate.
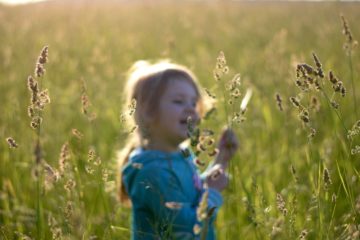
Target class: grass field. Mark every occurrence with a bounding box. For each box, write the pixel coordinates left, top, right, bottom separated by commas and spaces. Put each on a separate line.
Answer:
0, 1, 359, 239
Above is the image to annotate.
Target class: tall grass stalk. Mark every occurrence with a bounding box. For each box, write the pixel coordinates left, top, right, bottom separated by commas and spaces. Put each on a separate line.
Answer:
341, 14, 358, 119
319, 89, 358, 215
348, 52, 358, 119
33, 47, 48, 240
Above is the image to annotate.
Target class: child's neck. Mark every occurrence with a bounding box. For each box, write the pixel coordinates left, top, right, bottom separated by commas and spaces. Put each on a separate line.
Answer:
145, 140, 179, 153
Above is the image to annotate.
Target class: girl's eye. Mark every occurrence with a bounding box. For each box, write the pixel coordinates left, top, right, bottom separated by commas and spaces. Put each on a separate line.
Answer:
173, 100, 183, 104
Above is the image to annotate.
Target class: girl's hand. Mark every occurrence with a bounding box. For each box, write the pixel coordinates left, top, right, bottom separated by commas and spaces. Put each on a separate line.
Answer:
215, 128, 239, 169
205, 165, 228, 192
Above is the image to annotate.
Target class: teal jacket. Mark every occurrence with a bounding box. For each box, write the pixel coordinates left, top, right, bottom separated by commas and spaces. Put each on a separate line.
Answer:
122, 147, 223, 240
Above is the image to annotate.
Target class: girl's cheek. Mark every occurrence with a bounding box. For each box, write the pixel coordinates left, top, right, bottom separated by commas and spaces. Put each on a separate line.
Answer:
171, 104, 183, 112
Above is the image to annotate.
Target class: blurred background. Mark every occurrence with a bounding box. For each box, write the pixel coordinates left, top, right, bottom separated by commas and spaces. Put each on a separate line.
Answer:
0, 0, 359, 239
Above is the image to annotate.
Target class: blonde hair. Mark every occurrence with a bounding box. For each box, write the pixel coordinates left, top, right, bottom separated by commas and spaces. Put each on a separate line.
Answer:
118, 60, 204, 204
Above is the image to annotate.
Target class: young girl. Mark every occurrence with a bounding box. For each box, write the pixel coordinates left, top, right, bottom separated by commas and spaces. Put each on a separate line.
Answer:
118, 60, 238, 240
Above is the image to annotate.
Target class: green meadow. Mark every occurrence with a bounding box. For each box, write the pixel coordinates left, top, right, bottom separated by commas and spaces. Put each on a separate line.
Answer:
0, 1, 359, 239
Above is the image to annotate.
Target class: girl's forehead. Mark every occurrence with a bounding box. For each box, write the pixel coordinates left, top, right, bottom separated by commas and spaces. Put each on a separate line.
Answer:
163, 79, 198, 97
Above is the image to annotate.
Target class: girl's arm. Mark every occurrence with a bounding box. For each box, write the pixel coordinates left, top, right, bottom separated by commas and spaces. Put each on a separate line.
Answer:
214, 128, 239, 168
201, 128, 239, 180
202, 129, 239, 174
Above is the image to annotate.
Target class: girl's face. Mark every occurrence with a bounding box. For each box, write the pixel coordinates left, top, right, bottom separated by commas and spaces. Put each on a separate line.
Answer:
149, 79, 199, 151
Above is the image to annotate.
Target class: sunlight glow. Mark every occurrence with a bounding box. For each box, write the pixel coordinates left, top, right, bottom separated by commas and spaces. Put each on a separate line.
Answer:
0, 0, 48, 5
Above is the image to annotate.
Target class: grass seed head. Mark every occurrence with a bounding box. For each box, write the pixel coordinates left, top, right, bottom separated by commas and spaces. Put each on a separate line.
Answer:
197, 143, 207, 152
298, 108, 310, 124
290, 97, 300, 108
300, 63, 315, 75
38, 89, 51, 106
94, 156, 102, 166
310, 96, 320, 112
88, 148, 96, 163
306, 76, 314, 84
44, 162, 60, 190
190, 132, 200, 147
214, 51, 228, 81
204, 88, 216, 99
275, 93, 283, 111
28, 106, 35, 118
102, 169, 109, 182
330, 101, 339, 109
299, 229, 309, 239
217, 51, 226, 66
290, 165, 299, 183
332, 193, 337, 203
30, 116, 42, 129
59, 142, 70, 175
208, 148, 219, 157
328, 71, 338, 84
186, 116, 194, 134
232, 73, 241, 85
297, 64, 307, 77
356, 120, 360, 128
128, 98, 137, 116
340, 14, 358, 53
64, 201, 74, 220
85, 165, 94, 174
128, 125, 138, 134
81, 94, 90, 114
34, 46, 49, 77
341, 15, 352, 41
34, 63, 46, 78
38, 46, 49, 64
197, 186, 209, 221
64, 179, 76, 193
206, 138, 215, 146
119, 113, 126, 123
295, 79, 302, 88
202, 129, 215, 136
27, 76, 38, 92
6, 137, 18, 148
308, 128, 316, 138
231, 88, 241, 98
351, 145, 360, 155
71, 129, 84, 139
341, 86, 346, 97
334, 81, 343, 93
314, 79, 321, 90
276, 193, 288, 216
194, 158, 206, 167
312, 53, 322, 69
213, 71, 221, 81
323, 168, 332, 190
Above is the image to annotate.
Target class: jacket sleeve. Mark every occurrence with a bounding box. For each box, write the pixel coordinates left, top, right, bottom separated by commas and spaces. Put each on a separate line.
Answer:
129, 166, 223, 238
